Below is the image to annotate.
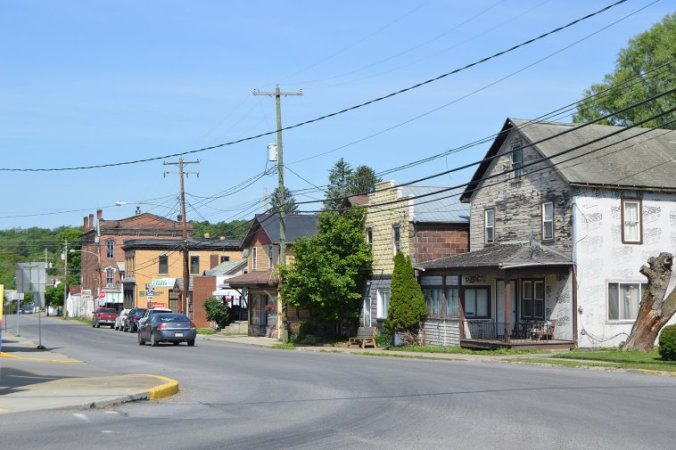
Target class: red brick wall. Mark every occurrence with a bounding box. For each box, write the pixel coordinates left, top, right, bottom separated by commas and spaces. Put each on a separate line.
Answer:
192, 276, 216, 328
413, 223, 469, 265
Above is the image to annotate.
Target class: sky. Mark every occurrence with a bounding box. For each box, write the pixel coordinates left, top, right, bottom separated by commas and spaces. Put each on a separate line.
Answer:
0, 0, 673, 231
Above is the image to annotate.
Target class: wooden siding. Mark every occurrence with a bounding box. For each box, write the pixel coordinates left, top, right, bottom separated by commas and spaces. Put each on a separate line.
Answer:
421, 319, 461, 346
468, 130, 573, 253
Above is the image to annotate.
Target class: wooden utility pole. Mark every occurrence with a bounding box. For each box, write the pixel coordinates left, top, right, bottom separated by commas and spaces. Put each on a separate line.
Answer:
253, 84, 302, 343
63, 239, 68, 318
164, 157, 199, 317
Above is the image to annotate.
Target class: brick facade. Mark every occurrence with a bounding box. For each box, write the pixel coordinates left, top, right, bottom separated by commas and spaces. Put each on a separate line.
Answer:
192, 276, 216, 328
413, 223, 470, 265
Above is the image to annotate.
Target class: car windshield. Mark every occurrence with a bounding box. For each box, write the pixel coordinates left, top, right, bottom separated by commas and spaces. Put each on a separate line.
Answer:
153, 313, 189, 323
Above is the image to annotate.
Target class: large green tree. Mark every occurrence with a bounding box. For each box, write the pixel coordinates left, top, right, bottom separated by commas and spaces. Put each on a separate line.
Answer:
280, 208, 372, 335
191, 219, 250, 241
324, 158, 354, 210
574, 13, 676, 129
384, 252, 428, 345
349, 165, 381, 195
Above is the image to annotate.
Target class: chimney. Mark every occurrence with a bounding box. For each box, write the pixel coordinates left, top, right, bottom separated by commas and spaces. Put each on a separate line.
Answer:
83, 216, 88, 229
88, 214, 94, 230
97, 209, 103, 221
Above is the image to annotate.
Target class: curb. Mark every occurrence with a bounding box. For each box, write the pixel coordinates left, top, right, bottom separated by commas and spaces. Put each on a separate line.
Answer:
134, 374, 180, 400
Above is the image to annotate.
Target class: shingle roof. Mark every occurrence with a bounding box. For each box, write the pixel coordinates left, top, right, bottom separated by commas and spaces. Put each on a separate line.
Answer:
400, 185, 469, 223
241, 214, 319, 248
462, 118, 676, 201
204, 259, 247, 276
417, 242, 572, 270
226, 270, 278, 287
121, 238, 241, 251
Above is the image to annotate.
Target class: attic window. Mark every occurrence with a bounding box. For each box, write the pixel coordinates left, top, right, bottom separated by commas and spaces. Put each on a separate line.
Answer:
511, 141, 523, 178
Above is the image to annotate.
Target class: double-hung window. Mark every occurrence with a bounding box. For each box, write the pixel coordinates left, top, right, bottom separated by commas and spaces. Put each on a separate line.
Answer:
622, 199, 642, 244
484, 208, 495, 244
463, 287, 490, 319
522, 280, 545, 320
608, 282, 646, 321
542, 202, 554, 241
105, 268, 115, 287
511, 143, 523, 178
190, 256, 199, 274
376, 289, 390, 319
158, 254, 168, 274
106, 239, 115, 258
392, 225, 401, 255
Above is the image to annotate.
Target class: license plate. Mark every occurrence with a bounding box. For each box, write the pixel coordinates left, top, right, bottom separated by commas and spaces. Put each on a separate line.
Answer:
175, 333, 183, 337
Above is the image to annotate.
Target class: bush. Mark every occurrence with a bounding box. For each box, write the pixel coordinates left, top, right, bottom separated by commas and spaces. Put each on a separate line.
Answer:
204, 297, 231, 329
384, 252, 427, 343
658, 325, 676, 361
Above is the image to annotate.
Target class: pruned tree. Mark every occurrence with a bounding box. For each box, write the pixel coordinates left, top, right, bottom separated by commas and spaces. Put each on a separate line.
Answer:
621, 252, 676, 352
384, 252, 428, 345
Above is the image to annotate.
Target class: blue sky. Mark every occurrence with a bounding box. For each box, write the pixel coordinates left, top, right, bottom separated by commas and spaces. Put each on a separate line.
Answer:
1, 0, 672, 230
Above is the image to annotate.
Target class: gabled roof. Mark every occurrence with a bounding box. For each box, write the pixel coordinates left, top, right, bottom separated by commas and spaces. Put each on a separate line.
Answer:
400, 185, 469, 224
241, 214, 319, 248
461, 118, 676, 202
204, 259, 247, 276
417, 242, 572, 271
226, 270, 278, 288
121, 238, 241, 251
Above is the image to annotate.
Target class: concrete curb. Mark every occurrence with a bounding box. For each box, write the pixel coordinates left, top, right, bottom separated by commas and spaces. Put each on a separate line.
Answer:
0, 352, 82, 363
137, 374, 180, 400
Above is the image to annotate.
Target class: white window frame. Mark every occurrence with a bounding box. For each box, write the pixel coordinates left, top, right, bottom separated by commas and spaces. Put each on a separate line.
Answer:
622, 199, 642, 244
392, 225, 401, 255
252, 247, 258, 271
105, 267, 115, 287
608, 281, 647, 322
542, 202, 554, 241
376, 289, 389, 319
484, 208, 495, 244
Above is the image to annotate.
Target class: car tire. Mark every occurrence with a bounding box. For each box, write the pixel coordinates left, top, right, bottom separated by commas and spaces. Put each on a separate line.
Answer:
173, 341, 180, 345
95, 322, 100, 328
187, 339, 195, 347
138, 333, 145, 346
151, 334, 158, 347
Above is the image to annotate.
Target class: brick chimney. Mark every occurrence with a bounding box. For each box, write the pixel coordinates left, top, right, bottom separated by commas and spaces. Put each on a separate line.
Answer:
88, 214, 94, 230
83, 216, 88, 229
97, 209, 103, 222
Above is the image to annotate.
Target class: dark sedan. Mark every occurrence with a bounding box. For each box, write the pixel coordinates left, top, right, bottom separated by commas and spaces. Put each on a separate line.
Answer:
138, 313, 196, 347
124, 307, 147, 332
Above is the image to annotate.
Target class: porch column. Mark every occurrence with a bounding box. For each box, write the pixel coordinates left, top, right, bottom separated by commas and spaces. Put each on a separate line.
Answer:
504, 274, 512, 343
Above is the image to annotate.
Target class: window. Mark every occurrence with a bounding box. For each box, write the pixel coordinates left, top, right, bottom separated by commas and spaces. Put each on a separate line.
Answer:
252, 247, 257, 271
424, 288, 442, 317
521, 280, 545, 319
542, 202, 554, 240
511, 143, 523, 178
376, 289, 390, 319
445, 287, 460, 317
190, 256, 199, 274
484, 208, 495, 244
622, 199, 642, 244
463, 287, 490, 318
608, 282, 647, 321
159, 254, 168, 274
366, 228, 373, 247
392, 225, 401, 255
106, 239, 115, 258
220, 255, 230, 263
268, 245, 275, 269
105, 268, 115, 287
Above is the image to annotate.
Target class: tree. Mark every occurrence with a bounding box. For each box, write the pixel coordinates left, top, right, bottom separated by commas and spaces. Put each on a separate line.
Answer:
270, 186, 299, 214
384, 252, 428, 345
204, 297, 231, 329
324, 158, 354, 210
621, 252, 676, 352
280, 208, 372, 336
349, 165, 381, 195
574, 13, 676, 129
45, 283, 64, 308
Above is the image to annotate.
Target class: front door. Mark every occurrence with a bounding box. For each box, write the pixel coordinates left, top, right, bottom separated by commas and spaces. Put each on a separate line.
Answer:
496, 280, 517, 337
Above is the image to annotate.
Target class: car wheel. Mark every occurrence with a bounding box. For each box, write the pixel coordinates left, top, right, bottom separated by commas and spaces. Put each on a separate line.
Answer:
173, 341, 180, 345
151, 333, 158, 347
187, 339, 195, 347
138, 333, 145, 346
92, 322, 95, 328
95, 322, 100, 328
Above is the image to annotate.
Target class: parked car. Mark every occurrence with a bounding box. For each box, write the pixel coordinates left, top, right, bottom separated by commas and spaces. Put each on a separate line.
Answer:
114, 308, 131, 331
124, 307, 147, 332
19, 304, 34, 314
92, 307, 118, 328
137, 307, 172, 330
138, 313, 196, 347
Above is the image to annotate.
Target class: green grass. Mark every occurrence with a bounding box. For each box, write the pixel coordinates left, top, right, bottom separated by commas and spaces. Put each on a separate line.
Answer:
388, 345, 547, 355
196, 328, 216, 335
550, 349, 676, 372
272, 343, 296, 350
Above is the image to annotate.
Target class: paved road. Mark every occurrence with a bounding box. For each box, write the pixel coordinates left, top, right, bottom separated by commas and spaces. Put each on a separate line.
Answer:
2, 315, 676, 449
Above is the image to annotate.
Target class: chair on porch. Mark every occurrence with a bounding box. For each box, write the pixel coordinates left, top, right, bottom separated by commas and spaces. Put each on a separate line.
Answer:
529, 320, 556, 341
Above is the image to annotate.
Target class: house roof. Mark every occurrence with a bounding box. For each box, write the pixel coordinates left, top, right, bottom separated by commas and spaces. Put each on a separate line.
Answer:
226, 270, 278, 288
417, 242, 572, 271
121, 238, 241, 251
461, 118, 676, 202
399, 185, 469, 223
204, 259, 247, 276
241, 214, 319, 248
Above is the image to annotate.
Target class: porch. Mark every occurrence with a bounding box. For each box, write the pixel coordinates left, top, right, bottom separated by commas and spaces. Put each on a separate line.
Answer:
459, 319, 575, 350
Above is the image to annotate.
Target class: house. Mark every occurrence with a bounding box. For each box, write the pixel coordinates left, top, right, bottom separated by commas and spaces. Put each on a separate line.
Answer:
417, 118, 676, 348
227, 214, 319, 338
80, 209, 191, 309
362, 181, 470, 337
192, 259, 247, 328
122, 238, 241, 315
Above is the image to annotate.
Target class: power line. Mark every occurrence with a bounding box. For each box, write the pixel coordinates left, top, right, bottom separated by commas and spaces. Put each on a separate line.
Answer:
0, 0, 627, 173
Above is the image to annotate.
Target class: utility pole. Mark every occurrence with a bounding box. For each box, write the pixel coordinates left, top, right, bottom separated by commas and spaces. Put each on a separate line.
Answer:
253, 84, 302, 343
164, 157, 199, 317
63, 239, 68, 318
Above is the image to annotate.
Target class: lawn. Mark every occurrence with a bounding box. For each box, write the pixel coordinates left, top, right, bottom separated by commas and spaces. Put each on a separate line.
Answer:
548, 349, 676, 373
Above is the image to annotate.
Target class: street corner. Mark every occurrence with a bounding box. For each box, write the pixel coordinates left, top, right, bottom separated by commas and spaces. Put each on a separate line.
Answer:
131, 373, 180, 400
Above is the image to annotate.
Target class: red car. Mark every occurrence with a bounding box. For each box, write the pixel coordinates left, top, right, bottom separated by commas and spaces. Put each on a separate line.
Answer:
92, 308, 118, 328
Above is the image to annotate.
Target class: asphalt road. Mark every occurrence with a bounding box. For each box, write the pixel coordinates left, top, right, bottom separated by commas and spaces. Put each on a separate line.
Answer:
2, 315, 676, 449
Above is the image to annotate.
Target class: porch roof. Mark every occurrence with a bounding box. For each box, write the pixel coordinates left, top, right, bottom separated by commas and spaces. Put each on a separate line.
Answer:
417, 242, 573, 271
226, 270, 278, 288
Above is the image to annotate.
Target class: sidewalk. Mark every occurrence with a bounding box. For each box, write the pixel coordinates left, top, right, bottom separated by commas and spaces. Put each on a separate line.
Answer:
0, 332, 178, 414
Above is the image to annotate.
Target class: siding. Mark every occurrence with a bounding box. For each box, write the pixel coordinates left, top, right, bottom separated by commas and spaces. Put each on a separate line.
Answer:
421, 319, 461, 346
366, 181, 411, 274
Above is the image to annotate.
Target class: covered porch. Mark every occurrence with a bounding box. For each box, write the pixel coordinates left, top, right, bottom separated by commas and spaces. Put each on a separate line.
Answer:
459, 318, 574, 350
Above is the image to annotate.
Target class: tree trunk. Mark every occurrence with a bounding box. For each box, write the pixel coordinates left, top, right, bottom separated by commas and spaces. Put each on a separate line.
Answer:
621, 252, 676, 352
